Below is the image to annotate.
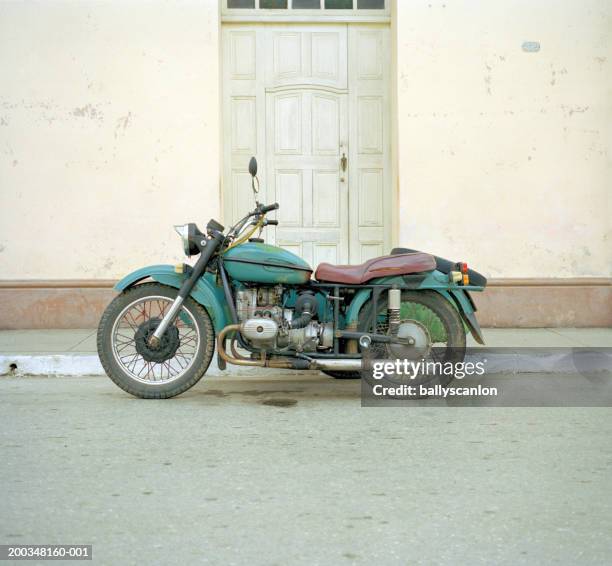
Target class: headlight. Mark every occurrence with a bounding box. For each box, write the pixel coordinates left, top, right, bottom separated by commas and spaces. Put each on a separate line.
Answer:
174, 223, 200, 256
174, 224, 190, 255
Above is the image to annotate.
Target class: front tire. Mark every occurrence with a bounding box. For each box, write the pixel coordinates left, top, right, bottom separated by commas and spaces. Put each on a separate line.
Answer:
97, 283, 215, 399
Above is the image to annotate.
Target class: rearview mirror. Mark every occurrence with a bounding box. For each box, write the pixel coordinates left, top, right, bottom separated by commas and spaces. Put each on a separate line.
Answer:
248, 157, 259, 195
248, 157, 257, 177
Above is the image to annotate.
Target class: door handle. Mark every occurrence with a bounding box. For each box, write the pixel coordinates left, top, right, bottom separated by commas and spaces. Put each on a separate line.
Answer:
340, 153, 347, 173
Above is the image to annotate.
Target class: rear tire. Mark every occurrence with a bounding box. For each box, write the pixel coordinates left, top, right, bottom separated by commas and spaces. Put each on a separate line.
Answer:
360, 290, 466, 393
325, 291, 466, 384
97, 283, 215, 399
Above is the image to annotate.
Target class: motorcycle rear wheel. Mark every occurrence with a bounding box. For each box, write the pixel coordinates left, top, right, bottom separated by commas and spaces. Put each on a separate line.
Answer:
97, 283, 215, 399
325, 290, 466, 384
360, 290, 466, 393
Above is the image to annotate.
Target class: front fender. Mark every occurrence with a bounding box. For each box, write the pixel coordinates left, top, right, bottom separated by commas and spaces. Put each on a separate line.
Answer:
115, 265, 230, 332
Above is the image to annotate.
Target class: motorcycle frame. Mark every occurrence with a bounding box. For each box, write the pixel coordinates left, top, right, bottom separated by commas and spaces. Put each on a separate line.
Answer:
116, 261, 485, 357
115, 197, 486, 361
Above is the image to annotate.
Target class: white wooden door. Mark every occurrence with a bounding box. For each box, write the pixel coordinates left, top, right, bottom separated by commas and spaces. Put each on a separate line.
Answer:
222, 23, 390, 268
264, 26, 348, 266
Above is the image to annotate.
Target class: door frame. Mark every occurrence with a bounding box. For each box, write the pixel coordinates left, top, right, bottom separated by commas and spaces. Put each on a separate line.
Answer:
220, 20, 396, 263
220, 0, 391, 24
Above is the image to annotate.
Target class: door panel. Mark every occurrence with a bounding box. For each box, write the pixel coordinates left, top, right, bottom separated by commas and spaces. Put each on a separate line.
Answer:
230, 31, 257, 80
357, 96, 383, 153
312, 94, 340, 155
313, 242, 339, 267
267, 26, 347, 89
231, 171, 256, 222
356, 29, 383, 80
313, 170, 340, 227
358, 168, 384, 226
274, 93, 302, 153
231, 97, 257, 154
360, 242, 384, 262
276, 170, 303, 226
275, 32, 302, 79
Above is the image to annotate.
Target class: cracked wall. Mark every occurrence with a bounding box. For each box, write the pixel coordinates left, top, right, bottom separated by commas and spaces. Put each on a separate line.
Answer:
0, 1, 220, 279
395, 0, 611, 278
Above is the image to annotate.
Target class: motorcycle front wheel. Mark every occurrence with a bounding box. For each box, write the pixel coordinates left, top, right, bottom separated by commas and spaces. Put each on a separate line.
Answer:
97, 283, 215, 399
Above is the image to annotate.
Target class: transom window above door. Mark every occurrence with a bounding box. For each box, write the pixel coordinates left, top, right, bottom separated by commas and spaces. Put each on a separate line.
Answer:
222, 0, 390, 22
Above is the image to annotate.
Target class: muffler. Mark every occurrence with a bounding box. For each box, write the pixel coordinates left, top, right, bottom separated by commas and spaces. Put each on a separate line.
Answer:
312, 359, 362, 371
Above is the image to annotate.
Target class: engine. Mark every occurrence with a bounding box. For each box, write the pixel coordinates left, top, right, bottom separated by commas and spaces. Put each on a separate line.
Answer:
235, 286, 333, 352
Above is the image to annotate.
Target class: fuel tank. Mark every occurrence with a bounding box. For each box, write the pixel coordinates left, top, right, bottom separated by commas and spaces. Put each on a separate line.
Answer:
222, 242, 313, 285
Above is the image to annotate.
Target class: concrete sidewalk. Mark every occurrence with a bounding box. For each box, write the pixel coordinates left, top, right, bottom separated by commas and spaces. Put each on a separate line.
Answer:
0, 328, 610, 376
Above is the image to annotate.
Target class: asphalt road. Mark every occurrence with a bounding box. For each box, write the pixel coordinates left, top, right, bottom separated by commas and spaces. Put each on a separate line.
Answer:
1, 374, 611, 565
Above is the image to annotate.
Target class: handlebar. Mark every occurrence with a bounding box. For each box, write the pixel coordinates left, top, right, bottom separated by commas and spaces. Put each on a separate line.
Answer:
226, 202, 280, 243
259, 202, 279, 214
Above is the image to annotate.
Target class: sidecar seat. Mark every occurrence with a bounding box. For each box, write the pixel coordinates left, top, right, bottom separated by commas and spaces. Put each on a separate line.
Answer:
390, 248, 487, 287
315, 252, 436, 285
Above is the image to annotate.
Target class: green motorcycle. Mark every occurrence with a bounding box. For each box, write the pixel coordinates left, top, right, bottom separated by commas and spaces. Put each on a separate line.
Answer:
97, 157, 487, 398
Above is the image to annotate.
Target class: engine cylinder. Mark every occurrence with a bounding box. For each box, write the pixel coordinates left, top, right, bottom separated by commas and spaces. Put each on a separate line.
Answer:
240, 318, 278, 343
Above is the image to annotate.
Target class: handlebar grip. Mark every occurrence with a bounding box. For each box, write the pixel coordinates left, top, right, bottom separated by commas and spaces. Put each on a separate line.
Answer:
260, 202, 279, 213
265, 219, 279, 226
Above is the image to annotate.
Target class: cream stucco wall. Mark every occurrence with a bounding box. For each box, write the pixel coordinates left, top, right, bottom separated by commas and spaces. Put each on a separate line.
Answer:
0, 0, 221, 279
1, 1, 610, 281
395, 0, 611, 278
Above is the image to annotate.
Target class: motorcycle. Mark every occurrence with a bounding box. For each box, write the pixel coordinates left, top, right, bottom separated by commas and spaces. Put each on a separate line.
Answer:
97, 157, 487, 399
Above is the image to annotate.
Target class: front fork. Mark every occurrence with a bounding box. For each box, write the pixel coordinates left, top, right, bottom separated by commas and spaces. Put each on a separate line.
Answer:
148, 230, 224, 348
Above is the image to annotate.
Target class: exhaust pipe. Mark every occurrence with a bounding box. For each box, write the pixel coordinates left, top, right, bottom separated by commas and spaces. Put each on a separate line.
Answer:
217, 324, 310, 369
312, 359, 362, 371
217, 324, 363, 372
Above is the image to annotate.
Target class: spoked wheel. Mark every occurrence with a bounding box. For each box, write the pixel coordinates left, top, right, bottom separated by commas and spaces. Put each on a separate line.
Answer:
97, 283, 214, 398
360, 290, 466, 395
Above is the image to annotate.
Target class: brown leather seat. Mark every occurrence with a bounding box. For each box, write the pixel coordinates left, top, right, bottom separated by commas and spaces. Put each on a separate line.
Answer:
315, 252, 436, 284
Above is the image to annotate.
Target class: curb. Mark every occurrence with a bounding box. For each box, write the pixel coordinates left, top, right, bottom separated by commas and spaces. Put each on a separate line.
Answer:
2, 349, 606, 377
0, 354, 309, 378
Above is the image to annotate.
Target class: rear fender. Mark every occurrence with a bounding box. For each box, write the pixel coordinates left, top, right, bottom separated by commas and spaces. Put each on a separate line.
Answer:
115, 265, 230, 332
345, 273, 485, 344
417, 272, 485, 343
439, 289, 485, 345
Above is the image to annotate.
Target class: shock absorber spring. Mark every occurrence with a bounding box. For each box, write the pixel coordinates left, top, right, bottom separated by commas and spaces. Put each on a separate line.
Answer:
388, 288, 401, 336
